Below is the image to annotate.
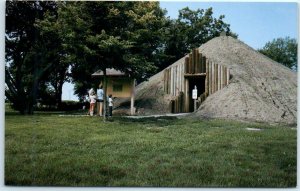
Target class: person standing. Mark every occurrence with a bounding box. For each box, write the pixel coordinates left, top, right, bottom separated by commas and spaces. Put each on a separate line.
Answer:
88, 88, 95, 115
108, 94, 113, 117
89, 92, 97, 116
97, 85, 104, 116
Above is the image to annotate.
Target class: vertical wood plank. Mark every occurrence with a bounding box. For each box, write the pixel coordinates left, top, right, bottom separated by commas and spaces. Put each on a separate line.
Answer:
174, 66, 177, 96
224, 67, 227, 87
178, 65, 180, 94
190, 53, 191, 74
220, 66, 223, 89
173, 66, 176, 96
191, 51, 195, 74
222, 66, 225, 86
197, 50, 200, 74
208, 60, 212, 95
202, 56, 206, 74
166, 69, 168, 94
170, 67, 173, 96
226, 68, 230, 85
218, 64, 221, 90
216, 64, 218, 91
182, 64, 184, 91
168, 69, 170, 94
163, 70, 166, 92
176, 65, 179, 96
185, 57, 188, 73
194, 49, 197, 74
184, 78, 189, 112
130, 79, 136, 115
205, 58, 209, 96
198, 53, 202, 73
211, 63, 215, 94
216, 65, 218, 91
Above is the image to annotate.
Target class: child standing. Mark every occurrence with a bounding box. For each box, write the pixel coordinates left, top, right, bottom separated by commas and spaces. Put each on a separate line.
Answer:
108, 94, 113, 117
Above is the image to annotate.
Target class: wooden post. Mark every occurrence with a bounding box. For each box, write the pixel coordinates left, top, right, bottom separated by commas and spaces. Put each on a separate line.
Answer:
168, 69, 170, 94
220, 66, 224, 89
175, 66, 177, 96
130, 79, 136, 115
103, 69, 108, 122
196, 49, 202, 73
205, 58, 209, 96
203, 56, 206, 73
198, 53, 202, 74
177, 65, 179, 96
173, 67, 176, 96
226, 68, 230, 85
194, 50, 197, 74
209, 61, 211, 94
223, 67, 226, 87
194, 50, 198, 74
185, 57, 189, 74
192, 49, 195, 74
164, 70, 166, 93
215, 63, 218, 92
224, 67, 227, 87
215, 64, 218, 91
211, 62, 214, 94
218, 65, 221, 90
184, 78, 189, 112
178, 65, 181, 93
189, 53, 193, 74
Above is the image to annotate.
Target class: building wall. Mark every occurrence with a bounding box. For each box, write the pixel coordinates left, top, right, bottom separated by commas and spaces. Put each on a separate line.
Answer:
105, 78, 134, 98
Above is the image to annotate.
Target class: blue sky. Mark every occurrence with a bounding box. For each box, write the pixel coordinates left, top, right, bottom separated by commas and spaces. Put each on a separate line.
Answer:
62, 1, 298, 101
159, 1, 298, 49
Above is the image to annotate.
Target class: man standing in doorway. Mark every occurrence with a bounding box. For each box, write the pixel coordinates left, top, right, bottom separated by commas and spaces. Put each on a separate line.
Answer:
97, 84, 104, 116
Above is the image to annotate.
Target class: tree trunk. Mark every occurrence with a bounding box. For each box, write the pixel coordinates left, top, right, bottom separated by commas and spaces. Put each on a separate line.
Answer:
103, 68, 107, 122
56, 78, 64, 109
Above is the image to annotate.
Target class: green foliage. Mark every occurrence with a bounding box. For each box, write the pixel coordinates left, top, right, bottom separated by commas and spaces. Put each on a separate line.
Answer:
258, 37, 297, 70
5, 115, 296, 187
5, 1, 58, 114
160, 7, 238, 69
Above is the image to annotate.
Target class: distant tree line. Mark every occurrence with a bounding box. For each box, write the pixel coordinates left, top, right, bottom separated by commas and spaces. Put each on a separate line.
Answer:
258, 37, 297, 71
6, 1, 237, 114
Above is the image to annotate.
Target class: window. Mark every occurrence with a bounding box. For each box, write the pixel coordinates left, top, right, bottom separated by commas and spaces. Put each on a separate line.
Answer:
113, 84, 123, 92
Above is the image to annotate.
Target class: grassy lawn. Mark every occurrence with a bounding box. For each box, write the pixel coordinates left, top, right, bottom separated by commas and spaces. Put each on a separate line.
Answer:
5, 111, 296, 187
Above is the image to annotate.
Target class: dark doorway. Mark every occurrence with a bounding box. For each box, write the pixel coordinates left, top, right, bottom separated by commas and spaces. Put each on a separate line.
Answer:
187, 76, 206, 112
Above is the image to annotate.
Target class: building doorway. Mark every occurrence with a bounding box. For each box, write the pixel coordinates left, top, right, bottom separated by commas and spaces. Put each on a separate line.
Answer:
185, 75, 206, 112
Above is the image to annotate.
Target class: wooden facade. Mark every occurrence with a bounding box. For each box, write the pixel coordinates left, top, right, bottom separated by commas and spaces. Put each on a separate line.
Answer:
164, 48, 230, 113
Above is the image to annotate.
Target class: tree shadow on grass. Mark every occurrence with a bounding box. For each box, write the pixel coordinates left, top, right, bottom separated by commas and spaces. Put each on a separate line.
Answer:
115, 116, 178, 127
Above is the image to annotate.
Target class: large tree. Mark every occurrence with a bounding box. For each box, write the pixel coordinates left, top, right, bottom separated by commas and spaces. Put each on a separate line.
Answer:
58, 1, 168, 119
5, 1, 58, 114
258, 37, 297, 70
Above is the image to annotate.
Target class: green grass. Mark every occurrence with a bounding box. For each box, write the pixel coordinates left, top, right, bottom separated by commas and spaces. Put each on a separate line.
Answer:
5, 113, 296, 187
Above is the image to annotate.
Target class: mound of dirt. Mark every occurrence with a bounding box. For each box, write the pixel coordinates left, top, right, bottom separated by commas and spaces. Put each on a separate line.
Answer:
116, 36, 297, 124
193, 36, 296, 124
